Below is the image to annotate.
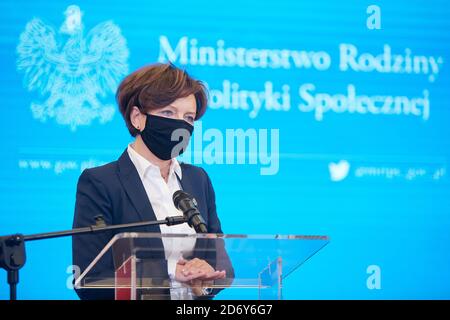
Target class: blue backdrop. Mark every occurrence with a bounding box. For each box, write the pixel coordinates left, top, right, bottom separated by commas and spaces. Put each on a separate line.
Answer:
1, 0, 449, 299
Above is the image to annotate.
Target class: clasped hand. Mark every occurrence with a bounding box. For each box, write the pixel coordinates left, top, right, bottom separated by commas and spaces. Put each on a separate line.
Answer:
175, 258, 226, 296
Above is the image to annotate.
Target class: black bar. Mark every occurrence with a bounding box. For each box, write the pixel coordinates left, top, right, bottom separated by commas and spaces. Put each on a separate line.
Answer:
7, 271, 18, 300
10, 283, 16, 301
23, 219, 170, 242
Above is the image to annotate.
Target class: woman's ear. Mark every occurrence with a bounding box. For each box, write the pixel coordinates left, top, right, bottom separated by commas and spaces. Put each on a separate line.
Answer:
130, 106, 145, 131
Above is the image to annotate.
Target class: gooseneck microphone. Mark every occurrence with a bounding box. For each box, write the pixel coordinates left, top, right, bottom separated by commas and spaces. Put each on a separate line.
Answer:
172, 190, 208, 233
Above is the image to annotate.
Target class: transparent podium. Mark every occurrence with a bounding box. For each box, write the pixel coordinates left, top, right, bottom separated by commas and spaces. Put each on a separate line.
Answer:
74, 232, 329, 300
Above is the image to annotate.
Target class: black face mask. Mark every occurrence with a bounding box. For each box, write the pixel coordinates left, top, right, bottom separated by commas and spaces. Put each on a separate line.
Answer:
140, 114, 194, 160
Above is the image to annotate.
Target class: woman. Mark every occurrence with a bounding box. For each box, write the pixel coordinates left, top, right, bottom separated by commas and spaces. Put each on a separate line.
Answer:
72, 63, 232, 300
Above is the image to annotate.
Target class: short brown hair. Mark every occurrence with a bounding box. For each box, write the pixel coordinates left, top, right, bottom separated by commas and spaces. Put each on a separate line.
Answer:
116, 63, 208, 136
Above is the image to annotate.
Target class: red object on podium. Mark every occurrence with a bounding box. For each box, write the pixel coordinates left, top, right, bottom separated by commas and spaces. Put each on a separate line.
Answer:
115, 256, 133, 300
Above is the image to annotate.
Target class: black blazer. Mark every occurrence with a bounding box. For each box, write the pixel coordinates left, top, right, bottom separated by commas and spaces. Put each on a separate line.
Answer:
72, 149, 233, 300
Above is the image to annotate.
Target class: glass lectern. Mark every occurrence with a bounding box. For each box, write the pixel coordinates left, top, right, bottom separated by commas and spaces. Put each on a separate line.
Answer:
74, 232, 329, 300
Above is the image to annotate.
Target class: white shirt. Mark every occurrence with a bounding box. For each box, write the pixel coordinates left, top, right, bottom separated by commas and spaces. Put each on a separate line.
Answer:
127, 143, 196, 299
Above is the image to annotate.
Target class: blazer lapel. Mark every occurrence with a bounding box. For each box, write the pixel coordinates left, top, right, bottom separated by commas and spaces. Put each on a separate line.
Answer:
116, 149, 159, 232
176, 168, 195, 198
177, 164, 209, 225
177, 164, 211, 261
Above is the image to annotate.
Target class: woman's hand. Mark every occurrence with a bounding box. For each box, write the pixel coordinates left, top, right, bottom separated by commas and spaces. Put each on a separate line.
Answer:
175, 258, 226, 296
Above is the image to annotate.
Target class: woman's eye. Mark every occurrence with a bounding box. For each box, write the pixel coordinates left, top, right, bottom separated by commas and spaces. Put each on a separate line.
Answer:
185, 115, 195, 123
160, 110, 173, 116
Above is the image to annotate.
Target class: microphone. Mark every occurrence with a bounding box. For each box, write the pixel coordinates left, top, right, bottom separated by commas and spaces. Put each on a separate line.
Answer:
172, 190, 208, 233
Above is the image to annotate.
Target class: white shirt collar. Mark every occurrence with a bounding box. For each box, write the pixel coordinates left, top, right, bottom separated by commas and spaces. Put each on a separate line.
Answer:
127, 143, 182, 180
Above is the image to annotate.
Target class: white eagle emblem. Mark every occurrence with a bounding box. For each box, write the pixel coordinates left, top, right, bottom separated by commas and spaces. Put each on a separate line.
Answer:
16, 5, 129, 130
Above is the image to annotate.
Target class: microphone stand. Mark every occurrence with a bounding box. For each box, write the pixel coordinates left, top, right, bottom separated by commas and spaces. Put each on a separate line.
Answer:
0, 214, 188, 300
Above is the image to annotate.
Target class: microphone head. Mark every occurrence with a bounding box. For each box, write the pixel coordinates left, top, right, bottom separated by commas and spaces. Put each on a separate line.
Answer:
172, 190, 191, 209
